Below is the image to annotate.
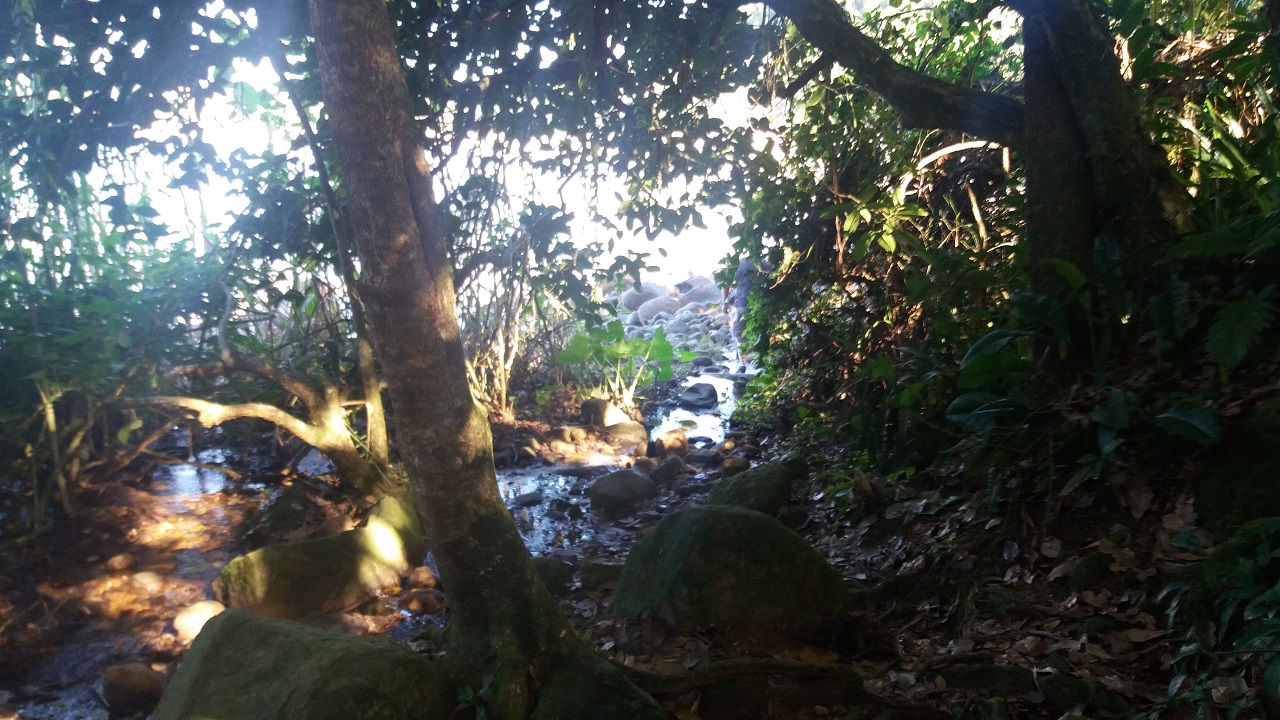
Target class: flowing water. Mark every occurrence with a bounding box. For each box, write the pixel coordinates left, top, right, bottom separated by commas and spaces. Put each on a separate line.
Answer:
2, 365, 743, 719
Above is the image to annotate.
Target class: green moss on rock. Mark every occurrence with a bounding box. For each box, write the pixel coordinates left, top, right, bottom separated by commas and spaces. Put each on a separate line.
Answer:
531, 651, 666, 720
216, 496, 424, 619
705, 461, 800, 517
152, 609, 451, 720
612, 505, 850, 635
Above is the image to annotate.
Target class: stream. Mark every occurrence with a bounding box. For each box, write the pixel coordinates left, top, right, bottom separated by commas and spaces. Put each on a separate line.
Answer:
4, 366, 742, 720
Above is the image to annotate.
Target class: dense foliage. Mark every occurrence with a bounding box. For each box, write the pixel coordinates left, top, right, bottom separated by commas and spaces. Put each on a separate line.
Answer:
3, 0, 1280, 712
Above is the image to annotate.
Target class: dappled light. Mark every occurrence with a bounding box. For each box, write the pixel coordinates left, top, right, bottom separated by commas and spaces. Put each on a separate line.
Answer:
3, 0, 1280, 717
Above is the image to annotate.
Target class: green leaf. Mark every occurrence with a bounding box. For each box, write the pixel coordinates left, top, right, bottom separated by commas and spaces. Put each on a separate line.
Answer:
554, 334, 591, 365
1205, 293, 1275, 374
1155, 400, 1219, 445
957, 353, 1038, 389
946, 392, 1020, 431
1009, 292, 1069, 344
1091, 388, 1130, 430
960, 329, 1028, 367
1147, 276, 1194, 352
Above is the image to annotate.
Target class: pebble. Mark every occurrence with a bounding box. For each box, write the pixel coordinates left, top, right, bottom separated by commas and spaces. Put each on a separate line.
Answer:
174, 600, 225, 642
106, 553, 136, 571
408, 565, 440, 589
130, 571, 165, 594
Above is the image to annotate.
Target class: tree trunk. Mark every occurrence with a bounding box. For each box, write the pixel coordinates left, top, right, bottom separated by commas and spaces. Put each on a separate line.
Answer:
306, 2, 663, 717
1021, 11, 1096, 296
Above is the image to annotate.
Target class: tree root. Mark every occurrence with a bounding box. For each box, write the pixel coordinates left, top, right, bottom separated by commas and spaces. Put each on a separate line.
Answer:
617, 657, 949, 719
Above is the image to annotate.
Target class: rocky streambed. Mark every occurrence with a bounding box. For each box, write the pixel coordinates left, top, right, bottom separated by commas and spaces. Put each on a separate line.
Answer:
3, 275, 772, 719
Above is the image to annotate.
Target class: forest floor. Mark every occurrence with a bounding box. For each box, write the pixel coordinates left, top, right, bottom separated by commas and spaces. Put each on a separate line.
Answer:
0, 370, 1244, 720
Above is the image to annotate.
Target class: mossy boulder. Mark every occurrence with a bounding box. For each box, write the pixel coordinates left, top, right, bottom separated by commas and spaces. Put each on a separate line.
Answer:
152, 609, 450, 720
215, 496, 425, 619
1198, 398, 1280, 533
612, 505, 850, 635
531, 651, 666, 720
705, 460, 802, 517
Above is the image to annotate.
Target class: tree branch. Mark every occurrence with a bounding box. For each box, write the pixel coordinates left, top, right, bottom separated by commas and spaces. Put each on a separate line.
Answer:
759, 0, 1025, 148
167, 354, 323, 409
138, 396, 322, 448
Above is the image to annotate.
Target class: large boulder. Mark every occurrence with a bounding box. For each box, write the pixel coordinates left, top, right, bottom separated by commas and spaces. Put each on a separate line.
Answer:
152, 609, 450, 720
215, 496, 425, 619
619, 283, 670, 311
612, 505, 850, 635
585, 469, 658, 517
706, 461, 802, 517
677, 281, 722, 309
678, 382, 720, 409
636, 295, 680, 324
581, 398, 631, 427
603, 420, 649, 455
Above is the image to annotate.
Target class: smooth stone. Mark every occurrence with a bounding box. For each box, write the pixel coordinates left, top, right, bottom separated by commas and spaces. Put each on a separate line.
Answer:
103, 663, 169, 716
173, 600, 225, 643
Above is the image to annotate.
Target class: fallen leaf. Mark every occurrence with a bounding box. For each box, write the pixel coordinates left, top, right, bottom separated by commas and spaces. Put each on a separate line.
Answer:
1040, 537, 1063, 559
1123, 628, 1168, 643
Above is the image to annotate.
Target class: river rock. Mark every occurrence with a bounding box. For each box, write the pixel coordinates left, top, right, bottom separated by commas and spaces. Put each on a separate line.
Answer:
650, 427, 688, 458
678, 282, 722, 308
678, 383, 720, 409
580, 560, 624, 590
685, 448, 720, 466
581, 398, 630, 427
632, 456, 659, 474
586, 469, 658, 516
603, 421, 649, 455
103, 662, 169, 716
152, 609, 450, 720
619, 283, 669, 311
399, 588, 446, 614
173, 600, 225, 643
215, 495, 425, 619
650, 456, 689, 487
636, 295, 680, 324
106, 553, 136, 571
706, 461, 802, 517
408, 565, 440, 589
721, 457, 751, 477
612, 505, 850, 636
547, 425, 589, 444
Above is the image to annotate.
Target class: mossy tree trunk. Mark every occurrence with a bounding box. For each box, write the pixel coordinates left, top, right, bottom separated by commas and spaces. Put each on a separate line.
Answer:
306, 2, 663, 717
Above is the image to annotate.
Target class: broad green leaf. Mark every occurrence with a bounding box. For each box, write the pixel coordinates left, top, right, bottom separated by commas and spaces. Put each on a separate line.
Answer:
1155, 400, 1219, 445
946, 392, 1019, 431
1091, 388, 1130, 430
957, 353, 1038, 389
960, 329, 1030, 368
554, 334, 591, 365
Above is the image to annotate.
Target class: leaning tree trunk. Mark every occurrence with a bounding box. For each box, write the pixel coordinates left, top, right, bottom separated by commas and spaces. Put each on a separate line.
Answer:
306, 2, 663, 718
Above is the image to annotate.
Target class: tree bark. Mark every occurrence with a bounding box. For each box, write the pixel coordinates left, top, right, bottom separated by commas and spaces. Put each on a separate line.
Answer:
307, 2, 663, 717
1020, 8, 1095, 294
